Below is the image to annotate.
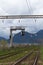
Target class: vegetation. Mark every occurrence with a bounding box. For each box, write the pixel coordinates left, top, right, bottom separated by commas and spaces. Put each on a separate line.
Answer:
0, 39, 8, 48
0, 45, 42, 65
40, 46, 43, 61
0, 46, 33, 63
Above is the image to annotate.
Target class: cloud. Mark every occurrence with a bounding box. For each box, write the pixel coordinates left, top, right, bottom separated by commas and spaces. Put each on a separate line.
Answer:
0, 0, 43, 38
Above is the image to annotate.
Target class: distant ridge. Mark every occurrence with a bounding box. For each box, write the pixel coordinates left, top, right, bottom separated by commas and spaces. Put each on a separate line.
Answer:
13, 30, 43, 44
0, 30, 43, 44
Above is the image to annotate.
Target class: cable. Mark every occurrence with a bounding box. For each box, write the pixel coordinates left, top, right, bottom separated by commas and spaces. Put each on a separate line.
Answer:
26, 0, 30, 11
26, 0, 37, 22
26, 0, 37, 34
26, 0, 37, 29
26, 0, 33, 14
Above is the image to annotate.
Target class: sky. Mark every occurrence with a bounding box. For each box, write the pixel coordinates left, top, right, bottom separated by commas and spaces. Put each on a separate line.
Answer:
0, 0, 43, 38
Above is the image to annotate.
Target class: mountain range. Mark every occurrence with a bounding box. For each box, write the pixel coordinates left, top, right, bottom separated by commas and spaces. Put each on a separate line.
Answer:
0, 30, 43, 44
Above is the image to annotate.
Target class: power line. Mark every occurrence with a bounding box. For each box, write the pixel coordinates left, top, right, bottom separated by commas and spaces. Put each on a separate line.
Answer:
26, 0, 33, 14
26, 0, 37, 22
26, 0, 38, 34
26, 0, 37, 23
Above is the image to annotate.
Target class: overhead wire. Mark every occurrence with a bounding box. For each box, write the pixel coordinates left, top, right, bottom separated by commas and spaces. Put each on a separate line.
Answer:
26, 0, 38, 37
18, 0, 33, 27
26, 0, 37, 21
26, 0, 33, 14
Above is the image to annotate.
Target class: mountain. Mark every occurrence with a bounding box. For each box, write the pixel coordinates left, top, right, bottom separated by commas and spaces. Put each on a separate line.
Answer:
13, 32, 34, 43
0, 37, 7, 41
36, 30, 43, 39
13, 30, 43, 44
0, 30, 43, 44
0, 37, 8, 43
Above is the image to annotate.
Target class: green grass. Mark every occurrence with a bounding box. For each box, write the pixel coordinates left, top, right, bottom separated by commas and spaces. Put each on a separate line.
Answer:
40, 46, 43, 61
0, 46, 31, 62
0, 46, 33, 56
0, 45, 40, 64
0, 51, 28, 63
0, 47, 28, 56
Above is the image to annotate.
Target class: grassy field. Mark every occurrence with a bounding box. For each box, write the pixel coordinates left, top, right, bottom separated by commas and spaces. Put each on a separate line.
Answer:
40, 46, 43, 61
0, 46, 33, 63
0, 45, 42, 65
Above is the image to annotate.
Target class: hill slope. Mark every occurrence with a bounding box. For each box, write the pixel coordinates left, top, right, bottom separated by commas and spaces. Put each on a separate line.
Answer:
0, 30, 43, 44
13, 30, 43, 44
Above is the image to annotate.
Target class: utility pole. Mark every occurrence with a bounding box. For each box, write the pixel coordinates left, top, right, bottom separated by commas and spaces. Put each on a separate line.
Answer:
10, 29, 13, 47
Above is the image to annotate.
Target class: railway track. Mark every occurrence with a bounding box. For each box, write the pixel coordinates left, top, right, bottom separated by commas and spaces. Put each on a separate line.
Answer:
0, 51, 39, 65
32, 51, 39, 65
13, 51, 39, 65
0, 49, 30, 59
0, 51, 33, 65
14, 51, 33, 65
0, 46, 40, 65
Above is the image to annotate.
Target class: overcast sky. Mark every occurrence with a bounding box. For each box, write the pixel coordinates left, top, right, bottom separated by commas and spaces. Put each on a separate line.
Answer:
0, 0, 43, 38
